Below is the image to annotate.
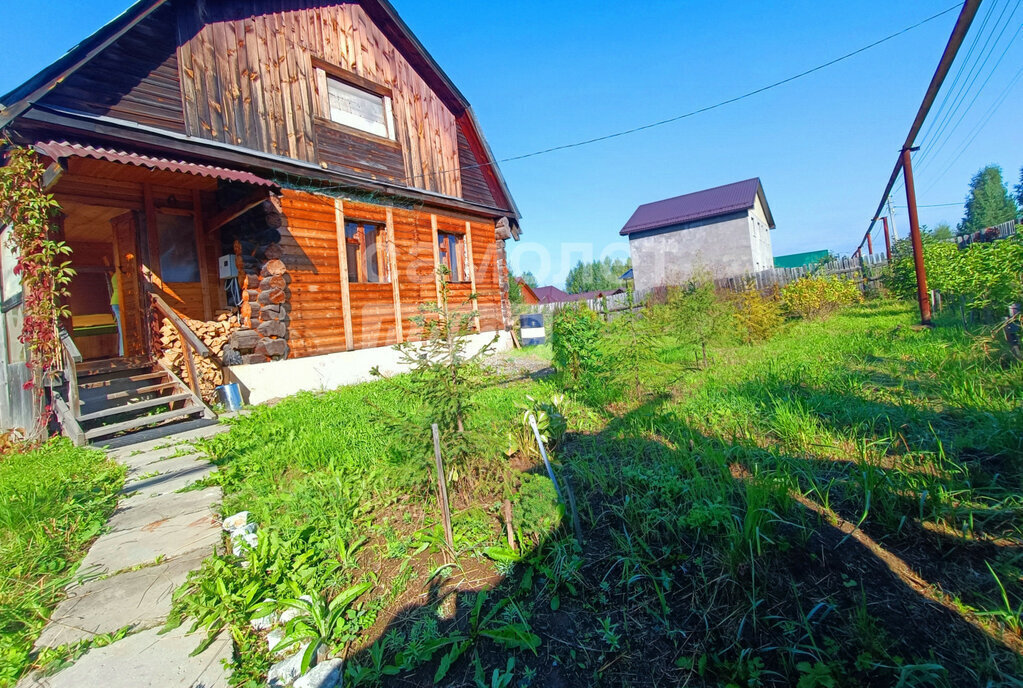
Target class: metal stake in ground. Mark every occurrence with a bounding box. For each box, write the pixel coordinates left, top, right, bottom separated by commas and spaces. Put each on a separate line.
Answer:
528, 413, 583, 542
430, 423, 455, 553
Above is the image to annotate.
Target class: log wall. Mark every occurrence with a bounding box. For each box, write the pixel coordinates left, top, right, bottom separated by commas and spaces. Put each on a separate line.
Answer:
178, 1, 462, 197
278, 188, 504, 359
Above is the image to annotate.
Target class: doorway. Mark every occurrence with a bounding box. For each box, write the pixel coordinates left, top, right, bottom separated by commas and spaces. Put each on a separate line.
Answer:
62, 203, 146, 361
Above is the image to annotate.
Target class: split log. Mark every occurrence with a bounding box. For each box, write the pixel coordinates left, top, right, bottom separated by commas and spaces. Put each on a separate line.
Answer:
259, 275, 286, 290
261, 259, 286, 277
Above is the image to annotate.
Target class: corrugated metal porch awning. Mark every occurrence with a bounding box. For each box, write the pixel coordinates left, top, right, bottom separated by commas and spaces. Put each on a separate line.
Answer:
33, 140, 277, 187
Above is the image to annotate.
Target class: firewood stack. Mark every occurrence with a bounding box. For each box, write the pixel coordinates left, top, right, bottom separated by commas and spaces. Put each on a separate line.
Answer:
158, 313, 241, 403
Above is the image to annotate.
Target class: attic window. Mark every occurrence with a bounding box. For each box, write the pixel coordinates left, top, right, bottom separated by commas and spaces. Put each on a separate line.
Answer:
326, 77, 395, 140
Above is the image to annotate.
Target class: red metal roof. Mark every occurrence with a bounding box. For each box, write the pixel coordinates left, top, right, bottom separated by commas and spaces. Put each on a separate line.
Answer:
33, 140, 276, 187
620, 178, 772, 236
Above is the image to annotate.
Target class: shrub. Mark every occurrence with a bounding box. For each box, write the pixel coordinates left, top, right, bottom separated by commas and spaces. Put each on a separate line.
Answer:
884, 234, 1023, 312
732, 285, 784, 344
651, 280, 734, 366
780, 275, 862, 320
551, 304, 607, 384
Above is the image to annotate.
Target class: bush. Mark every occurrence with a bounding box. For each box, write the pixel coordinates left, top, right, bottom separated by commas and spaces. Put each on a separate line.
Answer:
551, 304, 607, 384
732, 285, 784, 344
650, 280, 734, 366
551, 305, 623, 405
884, 234, 1023, 312
780, 275, 862, 320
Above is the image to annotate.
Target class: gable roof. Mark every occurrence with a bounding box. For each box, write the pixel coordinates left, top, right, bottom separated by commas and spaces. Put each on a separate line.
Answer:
0, 0, 519, 220
619, 178, 774, 236
532, 286, 571, 304
515, 278, 539, 303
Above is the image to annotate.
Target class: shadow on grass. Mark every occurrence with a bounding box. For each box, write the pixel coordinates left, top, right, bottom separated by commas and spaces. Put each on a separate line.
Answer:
337, 395, 1022, 687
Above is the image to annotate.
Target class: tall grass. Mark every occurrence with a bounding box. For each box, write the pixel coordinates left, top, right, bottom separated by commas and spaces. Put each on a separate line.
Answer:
0, 439, 124, 686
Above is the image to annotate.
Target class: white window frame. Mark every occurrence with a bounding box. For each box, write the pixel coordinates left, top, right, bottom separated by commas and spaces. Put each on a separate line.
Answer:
321, 72, 395, 141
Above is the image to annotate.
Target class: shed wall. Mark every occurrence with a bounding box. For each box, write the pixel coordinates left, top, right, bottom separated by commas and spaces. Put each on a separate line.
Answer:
628, 212, 756, 294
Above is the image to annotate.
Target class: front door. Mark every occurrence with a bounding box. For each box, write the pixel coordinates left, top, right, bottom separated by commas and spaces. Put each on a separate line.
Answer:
110, 212, 147, 358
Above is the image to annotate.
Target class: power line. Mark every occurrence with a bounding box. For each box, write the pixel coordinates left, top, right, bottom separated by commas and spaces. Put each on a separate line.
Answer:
915, 1, 1022, 173
895, 202, 963, 207
921, 59, 1023, 193
913, 0, 1003, 166
394, 2, 965, 186
856, 0, 981, 264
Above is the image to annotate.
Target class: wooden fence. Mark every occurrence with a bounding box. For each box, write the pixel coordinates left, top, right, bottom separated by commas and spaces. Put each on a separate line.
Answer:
955, 218, 1019, 247
714, 253, 889, 292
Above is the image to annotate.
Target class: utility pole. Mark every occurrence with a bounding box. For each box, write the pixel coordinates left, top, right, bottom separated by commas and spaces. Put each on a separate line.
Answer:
882, 216, 892, 260
886, 195, 899, 242
902, 147, 931, 325
867, 231, 873, 255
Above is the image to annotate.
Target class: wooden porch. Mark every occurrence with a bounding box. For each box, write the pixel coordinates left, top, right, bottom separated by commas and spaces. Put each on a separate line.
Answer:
39, 144, 273, 444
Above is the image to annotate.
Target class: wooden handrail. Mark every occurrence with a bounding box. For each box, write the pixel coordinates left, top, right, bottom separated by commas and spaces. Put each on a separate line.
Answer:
151, 293, 209, 398
151, 294, 212, 358
58, 327, 81, 419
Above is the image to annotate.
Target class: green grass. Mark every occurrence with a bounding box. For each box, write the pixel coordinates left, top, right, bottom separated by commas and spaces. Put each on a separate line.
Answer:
174, 299, 1023, 687
0, 439, 124, 686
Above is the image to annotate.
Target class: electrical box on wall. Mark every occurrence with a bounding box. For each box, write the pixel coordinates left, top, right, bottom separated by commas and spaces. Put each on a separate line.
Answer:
218, 254, 238, 279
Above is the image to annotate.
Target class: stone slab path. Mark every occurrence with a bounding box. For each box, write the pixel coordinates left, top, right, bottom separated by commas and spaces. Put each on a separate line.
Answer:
18, 424, 233, 688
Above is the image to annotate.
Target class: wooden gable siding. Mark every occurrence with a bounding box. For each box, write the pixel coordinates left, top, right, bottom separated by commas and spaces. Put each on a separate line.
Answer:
456, 127, 497, 208
178, 1, 462, 198
278, 188, 502, 359
39, 3, 185, 133
315, 121, 405, 182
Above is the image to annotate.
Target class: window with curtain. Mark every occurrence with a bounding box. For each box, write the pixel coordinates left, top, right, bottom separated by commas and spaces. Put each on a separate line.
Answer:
345, 221, 387, 283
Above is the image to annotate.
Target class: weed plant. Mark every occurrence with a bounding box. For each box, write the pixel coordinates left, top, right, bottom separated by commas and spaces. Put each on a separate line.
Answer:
0, 439, 123, 687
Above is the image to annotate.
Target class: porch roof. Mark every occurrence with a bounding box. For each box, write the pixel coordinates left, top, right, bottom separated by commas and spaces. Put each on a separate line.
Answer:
33, 140, 277, 188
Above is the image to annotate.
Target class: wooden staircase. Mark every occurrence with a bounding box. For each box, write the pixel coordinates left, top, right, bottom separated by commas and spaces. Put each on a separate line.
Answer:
53, 355, 216, 447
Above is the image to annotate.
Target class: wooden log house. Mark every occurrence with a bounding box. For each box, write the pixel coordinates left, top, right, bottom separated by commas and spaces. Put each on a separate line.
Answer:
0, 0, 520, 442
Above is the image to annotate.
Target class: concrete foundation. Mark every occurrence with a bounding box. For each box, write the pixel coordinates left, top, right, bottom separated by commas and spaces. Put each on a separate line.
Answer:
226, 329, 513, 405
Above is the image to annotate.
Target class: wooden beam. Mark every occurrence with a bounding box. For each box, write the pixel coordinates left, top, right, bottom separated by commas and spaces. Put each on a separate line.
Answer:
42, 162, 65, 191
192, 190, 213, 320
464, 220, 480, 331
385, 208, 403, 343
204, 192, 267, 234
430, 214, 441, 303
143, 183, 160, 278
334, 199, 354, 351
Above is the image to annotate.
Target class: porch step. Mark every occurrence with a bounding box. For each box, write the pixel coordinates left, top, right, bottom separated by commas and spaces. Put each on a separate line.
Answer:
84, 404, 206, 441
55, 357, 217, 447
77, 393, 194, 423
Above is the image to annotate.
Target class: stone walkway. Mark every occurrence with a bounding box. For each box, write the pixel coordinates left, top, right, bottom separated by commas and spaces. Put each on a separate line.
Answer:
19, 424, 233, 688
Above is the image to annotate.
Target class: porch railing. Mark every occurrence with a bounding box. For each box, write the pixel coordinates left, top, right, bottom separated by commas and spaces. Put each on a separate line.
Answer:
58, 327, 82, 419
151, 293, 211, 398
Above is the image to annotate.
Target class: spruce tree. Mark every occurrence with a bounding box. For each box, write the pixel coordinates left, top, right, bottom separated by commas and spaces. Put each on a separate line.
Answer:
958, 165, 1018, 234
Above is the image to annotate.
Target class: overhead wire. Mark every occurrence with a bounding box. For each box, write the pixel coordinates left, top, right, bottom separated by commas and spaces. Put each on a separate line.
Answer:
915, 0, 1022, 173
386, 2, 965, 188
891, 0, 1006, 198
912, 0, 1006, 167
921, 58, 1023, 194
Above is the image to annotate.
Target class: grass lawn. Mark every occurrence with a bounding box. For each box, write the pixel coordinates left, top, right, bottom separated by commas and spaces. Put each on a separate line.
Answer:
179, 298, 1022, 687
0, 439, 124, 686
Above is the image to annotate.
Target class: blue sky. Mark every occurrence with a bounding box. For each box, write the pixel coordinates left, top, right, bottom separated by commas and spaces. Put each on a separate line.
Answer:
2, 1, 1021, 287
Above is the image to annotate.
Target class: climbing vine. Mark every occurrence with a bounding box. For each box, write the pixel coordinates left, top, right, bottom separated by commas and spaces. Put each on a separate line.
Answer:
0, 141, 73, 438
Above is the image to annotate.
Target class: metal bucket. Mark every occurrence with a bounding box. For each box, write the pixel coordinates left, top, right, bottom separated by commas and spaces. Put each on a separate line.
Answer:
216, 382, 243, 412
519, 313, 545, 346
